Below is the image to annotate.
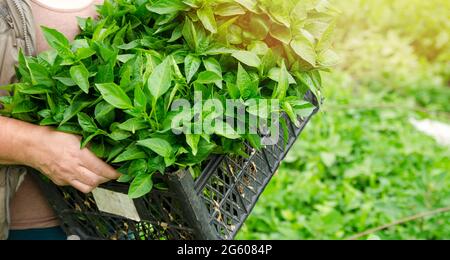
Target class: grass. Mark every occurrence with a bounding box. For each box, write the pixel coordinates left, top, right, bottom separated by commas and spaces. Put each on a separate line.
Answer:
237, 0, 450, 240
237, 72, 450, 240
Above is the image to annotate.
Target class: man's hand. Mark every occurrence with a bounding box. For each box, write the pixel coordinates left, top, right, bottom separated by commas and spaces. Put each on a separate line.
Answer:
27, 127, 120, 193
0, 116, 120, 193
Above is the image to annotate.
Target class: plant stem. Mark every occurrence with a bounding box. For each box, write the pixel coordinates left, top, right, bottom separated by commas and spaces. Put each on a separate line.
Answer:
346, 206, 450, 240
324, 103, 450, 118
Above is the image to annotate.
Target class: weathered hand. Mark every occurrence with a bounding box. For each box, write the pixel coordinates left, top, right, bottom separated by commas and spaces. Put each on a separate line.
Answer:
27, 127, 120, 193
25, 126, 120, 193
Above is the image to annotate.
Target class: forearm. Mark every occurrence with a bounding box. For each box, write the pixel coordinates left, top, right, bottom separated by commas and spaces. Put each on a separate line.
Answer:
0, 116, 119, 192
0, 116, 40, 166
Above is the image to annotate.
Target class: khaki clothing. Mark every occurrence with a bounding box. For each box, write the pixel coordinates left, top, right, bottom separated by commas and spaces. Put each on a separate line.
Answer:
0, 0, 37, 240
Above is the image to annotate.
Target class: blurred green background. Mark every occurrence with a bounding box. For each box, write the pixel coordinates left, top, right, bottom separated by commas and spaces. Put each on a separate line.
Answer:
238, 0, 450, 240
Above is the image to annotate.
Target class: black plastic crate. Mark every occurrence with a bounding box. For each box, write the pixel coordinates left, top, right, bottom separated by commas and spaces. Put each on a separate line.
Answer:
32, 97, 318, 240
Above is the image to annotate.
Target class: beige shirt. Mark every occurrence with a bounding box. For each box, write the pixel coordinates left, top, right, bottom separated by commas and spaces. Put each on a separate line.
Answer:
10, 0, 102, 230
31, 0, 101, 52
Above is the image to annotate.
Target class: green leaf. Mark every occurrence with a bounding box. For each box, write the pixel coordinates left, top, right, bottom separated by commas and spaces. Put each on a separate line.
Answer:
96, 83, 133, 110
186, 134, 200, 156
232, 51, 261, 68
280, 116, 289, 149
128, 159, 148, 176
95, 62, 115, 84
92, 20, 120, 42
17, 84, 52, 95
248, 41, 270, 56
107, 143, 127, 163
262, 50, 280, 76
196, 71, 222, 84
164, 155, 176, 167
197, 6, 217, 33
182, 18, 198, 50
168, 24, 183, 42
181, 139, 216, 166
215, 122, 240, 139
54, 77, 76, 87
57, 123, 83, 135
203, 57, 223, 89
265, 5, 290, 27
71, 39, 90, 49
81, 130, 103, 149
317, 22, 336, 52
237, 63, 259, 100
38, 109, 52, 119
118, 118, 149, 133
137, 138, 173, 158
117, 174, 133, 183
249, 15, 270, 40
17, 50, 32, 83
246, 133, 262, 150
61, 96, 92, 125
77, 112, 98, 133
234, 0, 258, 13
134, 85, 147, 112
294, 72, 319, 101
282, 101, 300, 128
12, 101, 37, 114
224, 75, 240, 99
291, 34, 317, 67
247, 100, 270, 119
270, 23, 292, 44
148, 156, 166, 174
109, 130, 131, 142
318, 49, 340, 67
148, 58, 172, 101
93, 41, 117, 63
215, 3, 246, 16
203, 57, 222, 75
288, 99, 316, 118
38, 50, 57, 66
181, 0, 199, 8
18, 55, 54, 87
268, 67, 296, 84
117, 54, 135, 64
275, 61, 289, 100
128, 171, 153, 199
227, 24, 243, 45
185, 55, 201, 83
70, 64, 90, 94
113, 145, 147, 163
117, 40, 140, 50
75, 48, 96, 60
146, 0, 189, 14
94, 101, 115, 129
41, 26, 72, 58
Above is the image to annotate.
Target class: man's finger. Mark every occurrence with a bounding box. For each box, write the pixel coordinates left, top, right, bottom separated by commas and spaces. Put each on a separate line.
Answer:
70, 180, 94, 194
76, 166, 110, 187
80, 149, 121, 180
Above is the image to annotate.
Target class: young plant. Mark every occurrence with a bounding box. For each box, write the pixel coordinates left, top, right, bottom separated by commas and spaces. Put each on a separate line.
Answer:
0, 0, 336, 198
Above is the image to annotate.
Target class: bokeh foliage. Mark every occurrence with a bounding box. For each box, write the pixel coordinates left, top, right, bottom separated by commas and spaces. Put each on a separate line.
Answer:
238, 0, 450, 240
